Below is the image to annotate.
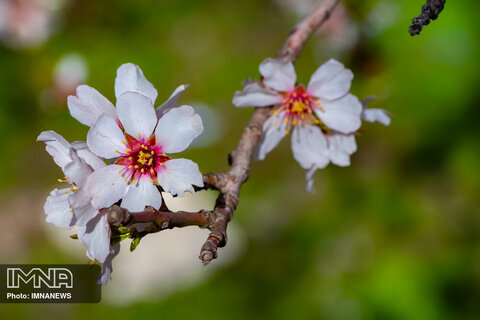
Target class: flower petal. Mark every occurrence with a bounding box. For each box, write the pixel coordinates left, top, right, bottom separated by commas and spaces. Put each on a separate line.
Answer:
120, 176, 162, 212
87, 114, 126, 159
315, 94, 362, 134
78, 212, 110, 263
259, 58, 296, 92
307, 59, 353, 101
155, 105, 203, 154
72, 202, 99, 226
86, 164, 129, 209
305, 166, 318, 194
326, 132, 357, 167
37, 131, 72, 169
254, 113, 287, 160
232, 82, 283, 107
156, 84, 189, 118
44, 188, 75, 229
71, 141, 107, 170
291, 125, 329, 170
361, 108, 391, 126
63, 156, 92, 187
157, 159, 203, 196
114, 63, 158, 104
98, 244, 120, 285
67, 85, 117, 127
116, 92, 157, 138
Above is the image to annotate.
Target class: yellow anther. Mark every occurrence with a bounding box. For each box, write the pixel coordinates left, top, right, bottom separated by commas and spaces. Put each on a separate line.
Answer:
285, 119, 289, 123
292, 93, 297, 97
69, 209, 72, 212
118, 170, 122, 174
122, 141, 126, 144
289, 99, 293, 103
126, 149, 131, 153
292, 120, 296, 125
57, 179, 63, 182
134, 165, 138, 169
63, 191, 68, 194
141, 168, 144, 173
272, 110, 278, 115
298, 120, 302, 124
128, 165, 133, 169
124, 178, 127, 182
150, 168, 154, 174
273, 121, 277, 126
129, 157, 132, 160
319, 106, 323, 110
150, 179, 153, 183
151, 151, 154, 155
148, 158, 153, 166
115, 150, 119, 153
314, 119, 320, 124
138, 134, 141, 138
160, 163, 164, 166
69, 180, 74, 183
301, 114, 305, 119
64, 176, 68, 179
162, 153, 166, 156
131, 179, 136, 184
303, 93, 307, 97
285, 130, 290, 135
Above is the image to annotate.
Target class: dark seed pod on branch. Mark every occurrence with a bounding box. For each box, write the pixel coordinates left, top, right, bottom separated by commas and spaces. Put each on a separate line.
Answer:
409, 0, 446, 36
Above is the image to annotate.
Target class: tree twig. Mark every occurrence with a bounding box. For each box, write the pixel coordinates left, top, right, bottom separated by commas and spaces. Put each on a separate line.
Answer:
108, 0, 341, 265
409, 0, 446, 36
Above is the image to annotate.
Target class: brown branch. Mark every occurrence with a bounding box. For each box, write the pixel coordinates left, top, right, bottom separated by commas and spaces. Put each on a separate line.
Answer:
108, 0, 340, 265
409, 0, 446, 36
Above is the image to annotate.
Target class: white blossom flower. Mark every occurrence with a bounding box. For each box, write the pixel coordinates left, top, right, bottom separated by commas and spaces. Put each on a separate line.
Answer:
66, 63, 204, 212
233, 58, 363, 191
360, 97, 391, 126
38, 131, 116, 283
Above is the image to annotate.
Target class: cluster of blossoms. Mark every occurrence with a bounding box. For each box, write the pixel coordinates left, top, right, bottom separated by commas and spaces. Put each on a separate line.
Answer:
38, 63, 204, 284
233, 58, 390, 192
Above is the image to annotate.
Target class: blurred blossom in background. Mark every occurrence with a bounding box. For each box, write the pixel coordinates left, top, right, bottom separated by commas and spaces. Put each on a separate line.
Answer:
1, 0, 480, 319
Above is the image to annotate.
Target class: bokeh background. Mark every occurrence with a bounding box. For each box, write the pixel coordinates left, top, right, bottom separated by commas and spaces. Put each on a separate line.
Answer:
1, 0, 480, 318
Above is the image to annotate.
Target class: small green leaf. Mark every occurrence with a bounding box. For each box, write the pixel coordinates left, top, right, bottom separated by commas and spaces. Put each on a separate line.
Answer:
130, 237, 141, 252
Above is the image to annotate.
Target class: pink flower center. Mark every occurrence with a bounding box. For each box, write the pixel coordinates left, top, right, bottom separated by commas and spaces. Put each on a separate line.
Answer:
115, 134, 170, 184
274, 85, 323, 134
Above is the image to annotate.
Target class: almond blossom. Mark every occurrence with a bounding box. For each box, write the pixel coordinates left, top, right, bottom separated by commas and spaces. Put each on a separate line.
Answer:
37, 130, 117, 284
66, 63, 204, 212
233, 58, 363, 192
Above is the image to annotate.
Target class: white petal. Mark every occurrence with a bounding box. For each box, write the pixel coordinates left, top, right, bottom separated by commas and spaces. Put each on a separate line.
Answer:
116, 92, 157, 138
157, 159, 203, 196
114, 63, 158, 104
121, 177, 162, 212
305, 166, 318, 194
254, 113, 287, 160
156, 84, 189, 118
316, 94, 362, 134
78, 212, 110, 263
307, 59, 353, 101
86, 165, 129, 209
67, 85, 117, 127
72, 141, 106, 170
155, 105, 203, 154
259, 58, 296, 92
98, 244, 120, 285
361, 108, 391, 126
37, 131, 72, 169
87, 114, 126, 159
44, 188, 75, 229
72, 202, 99, 226
326, 132, 357, 167
63, 156, 92, 187
232, 82, 283, 107
291, 125, 329, 170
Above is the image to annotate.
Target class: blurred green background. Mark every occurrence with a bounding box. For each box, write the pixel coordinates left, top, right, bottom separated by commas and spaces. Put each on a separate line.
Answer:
1, 0, 480, 318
